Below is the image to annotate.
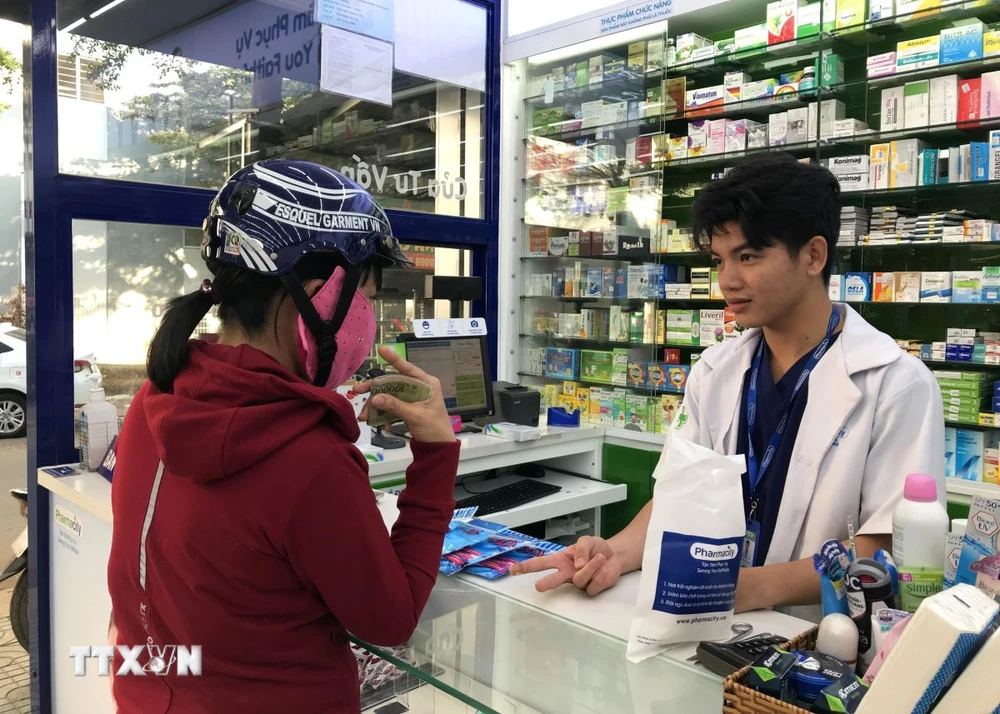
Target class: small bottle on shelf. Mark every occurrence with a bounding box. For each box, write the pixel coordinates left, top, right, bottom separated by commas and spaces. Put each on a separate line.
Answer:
799, 65, 817, 97
665, 39, 676, 68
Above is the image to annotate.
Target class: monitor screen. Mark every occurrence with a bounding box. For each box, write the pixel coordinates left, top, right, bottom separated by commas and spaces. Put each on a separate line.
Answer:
401, 337, 492, 418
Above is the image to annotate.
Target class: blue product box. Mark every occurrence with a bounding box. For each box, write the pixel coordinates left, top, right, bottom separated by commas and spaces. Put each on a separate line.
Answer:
544, 347, 581, 379
940, 22, 984, 66
994, 380, 1000, 397
920, 344, 934, 360
920, 149, 939, 185
587, 267, 604, 297
661, 264, 689, 284
993, 395, 1000, 412
614, 269, 627, 299
646, 265, 664, 299
955, 429, 985, 481
971, 142, 990, 182
602, 267, 615, 297
553, 268, 566, 297
844, 272, 873, 302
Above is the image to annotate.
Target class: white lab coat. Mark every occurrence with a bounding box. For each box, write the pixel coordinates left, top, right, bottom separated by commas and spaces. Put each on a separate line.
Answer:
673, 304, 945, 570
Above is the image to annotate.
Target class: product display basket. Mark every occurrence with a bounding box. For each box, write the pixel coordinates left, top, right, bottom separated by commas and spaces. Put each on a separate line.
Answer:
722, 626, 819, 714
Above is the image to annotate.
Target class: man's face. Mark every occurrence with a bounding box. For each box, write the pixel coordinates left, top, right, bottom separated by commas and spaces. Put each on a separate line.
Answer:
710, 222, 815, 329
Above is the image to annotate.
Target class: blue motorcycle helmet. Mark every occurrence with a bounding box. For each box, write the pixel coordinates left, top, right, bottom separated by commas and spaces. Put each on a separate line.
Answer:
200, 158, 411, 387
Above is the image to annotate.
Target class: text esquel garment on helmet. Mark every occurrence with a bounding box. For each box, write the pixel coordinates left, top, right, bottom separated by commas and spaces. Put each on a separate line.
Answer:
107, 340, 458, 714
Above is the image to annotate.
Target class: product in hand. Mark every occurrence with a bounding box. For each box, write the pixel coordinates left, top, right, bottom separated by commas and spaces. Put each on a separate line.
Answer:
366, 375, 433, 427
442, 521, 494, 556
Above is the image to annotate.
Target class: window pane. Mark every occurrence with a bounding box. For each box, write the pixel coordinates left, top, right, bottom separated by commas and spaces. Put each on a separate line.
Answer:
56, 0, 484, 218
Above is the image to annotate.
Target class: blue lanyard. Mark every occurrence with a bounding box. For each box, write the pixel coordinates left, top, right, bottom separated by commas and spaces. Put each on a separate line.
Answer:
746, 307, 840, 505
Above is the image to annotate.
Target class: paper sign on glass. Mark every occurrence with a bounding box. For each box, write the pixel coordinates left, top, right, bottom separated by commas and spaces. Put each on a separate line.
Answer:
319, 25, 393, 106
315, 0, 394, 42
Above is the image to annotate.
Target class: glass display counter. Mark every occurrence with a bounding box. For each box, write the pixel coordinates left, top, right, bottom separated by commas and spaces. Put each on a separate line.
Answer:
353, 576, 720, 714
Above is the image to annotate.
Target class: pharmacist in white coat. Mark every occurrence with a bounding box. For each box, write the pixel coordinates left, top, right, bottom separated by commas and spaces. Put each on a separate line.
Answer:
513, 153, 945, 616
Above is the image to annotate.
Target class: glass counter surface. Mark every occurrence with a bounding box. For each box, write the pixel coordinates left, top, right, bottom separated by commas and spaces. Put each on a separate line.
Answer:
352, 575, 720, 714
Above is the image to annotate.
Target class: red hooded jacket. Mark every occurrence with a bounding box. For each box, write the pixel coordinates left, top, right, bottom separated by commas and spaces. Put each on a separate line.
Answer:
107, 341, 458, 713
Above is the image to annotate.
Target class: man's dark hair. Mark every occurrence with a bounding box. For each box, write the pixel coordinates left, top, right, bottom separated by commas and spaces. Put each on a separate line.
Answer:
691, 152, 841, 282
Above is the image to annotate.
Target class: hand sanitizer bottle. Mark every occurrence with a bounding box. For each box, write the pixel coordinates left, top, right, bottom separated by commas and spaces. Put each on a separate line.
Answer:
79, 374, 119, 471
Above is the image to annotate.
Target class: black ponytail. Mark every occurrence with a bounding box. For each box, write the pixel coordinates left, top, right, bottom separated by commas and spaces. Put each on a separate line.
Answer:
146, 289, 216, 393
146, 255, 383, 393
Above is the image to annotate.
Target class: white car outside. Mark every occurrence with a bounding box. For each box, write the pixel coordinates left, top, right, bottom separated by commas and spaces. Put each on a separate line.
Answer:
0, 324, 101, 438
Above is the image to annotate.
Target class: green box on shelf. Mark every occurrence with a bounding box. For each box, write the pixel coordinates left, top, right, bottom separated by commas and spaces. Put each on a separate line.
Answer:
532, 108, 563, 136
820, 53, 845, 87
612, 348, 629, 386
714, 37, 736, 57
581, 350, 614, 385
612, 388, 628, 428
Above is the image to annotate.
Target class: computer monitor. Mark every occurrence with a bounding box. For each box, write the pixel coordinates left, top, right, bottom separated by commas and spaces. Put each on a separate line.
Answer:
398, 335, 494, 427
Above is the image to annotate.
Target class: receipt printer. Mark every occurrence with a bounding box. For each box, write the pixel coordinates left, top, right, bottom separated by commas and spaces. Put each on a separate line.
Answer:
493, 382, 541, 427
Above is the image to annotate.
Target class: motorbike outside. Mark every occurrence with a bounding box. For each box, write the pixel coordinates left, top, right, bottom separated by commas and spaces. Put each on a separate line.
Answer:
1, 488, 28, 650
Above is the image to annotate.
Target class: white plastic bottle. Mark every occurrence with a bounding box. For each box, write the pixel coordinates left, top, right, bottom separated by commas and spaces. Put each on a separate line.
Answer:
79, 376, 119, 471
892, 473, 949, 569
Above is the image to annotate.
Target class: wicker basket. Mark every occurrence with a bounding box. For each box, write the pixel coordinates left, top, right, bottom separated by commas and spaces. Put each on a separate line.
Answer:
722, 626, 819, 714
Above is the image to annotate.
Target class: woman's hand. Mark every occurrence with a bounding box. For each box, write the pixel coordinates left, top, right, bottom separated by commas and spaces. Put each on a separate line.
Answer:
510, 536, 623, 596
355, 346, 455, 444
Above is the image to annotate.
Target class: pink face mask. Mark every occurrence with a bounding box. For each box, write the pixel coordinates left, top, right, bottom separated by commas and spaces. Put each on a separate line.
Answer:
297, 267, 376, 389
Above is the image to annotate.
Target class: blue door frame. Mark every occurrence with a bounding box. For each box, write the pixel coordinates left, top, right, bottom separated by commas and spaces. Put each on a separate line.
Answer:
25, 0, 501, 710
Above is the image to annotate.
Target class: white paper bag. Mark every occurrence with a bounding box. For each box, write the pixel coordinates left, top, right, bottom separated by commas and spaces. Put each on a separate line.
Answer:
626, 433, 746, 663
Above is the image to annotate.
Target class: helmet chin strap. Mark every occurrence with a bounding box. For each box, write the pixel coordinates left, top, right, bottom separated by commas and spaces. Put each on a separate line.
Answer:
280, 267, 362, 387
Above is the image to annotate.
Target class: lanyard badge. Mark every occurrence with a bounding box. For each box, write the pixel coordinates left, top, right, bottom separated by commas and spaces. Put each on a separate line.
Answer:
743, 306, 839, 567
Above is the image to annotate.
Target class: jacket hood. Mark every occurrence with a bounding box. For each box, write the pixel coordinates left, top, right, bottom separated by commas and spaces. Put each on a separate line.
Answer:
143, 341, 361, 483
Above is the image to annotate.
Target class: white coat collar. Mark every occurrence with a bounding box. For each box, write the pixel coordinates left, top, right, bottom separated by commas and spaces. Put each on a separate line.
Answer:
698, 304, 901, 376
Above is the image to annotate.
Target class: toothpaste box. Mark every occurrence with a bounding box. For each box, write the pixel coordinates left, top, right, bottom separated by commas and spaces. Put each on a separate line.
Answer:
940, 21, 984, 66
953, 270, 983, 303
769, 112, 789, 146
881, 86, 905, 131
904, 80, 930, 128
867, 51, 897, 78
845, 272, 873, 302
828, 274, 845, 301
921, 271, 953, 302
945, 426, 957, 478
896, 35, 941, 72
686, 86, 726, 117
874, 272, 895, 302
981, 71, 1000, 119
957, 495, 1000, 585
895, 271, 921, 302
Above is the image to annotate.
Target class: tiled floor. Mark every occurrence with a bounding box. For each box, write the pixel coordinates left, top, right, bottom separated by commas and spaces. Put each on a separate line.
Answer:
0, 584, 30, 714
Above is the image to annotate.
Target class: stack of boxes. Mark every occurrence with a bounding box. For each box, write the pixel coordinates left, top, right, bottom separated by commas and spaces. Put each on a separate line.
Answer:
828, 154, 871, 192
840, 206, 871, 245
936, 370, 999, 427
919, 329, 1000, 365
828, 269, 999, 303
867, 21, 1000, 82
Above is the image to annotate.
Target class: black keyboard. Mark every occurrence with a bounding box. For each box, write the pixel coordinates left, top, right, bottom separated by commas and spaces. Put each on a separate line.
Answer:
695, 634, 788, 678
455, 479, 562, 516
